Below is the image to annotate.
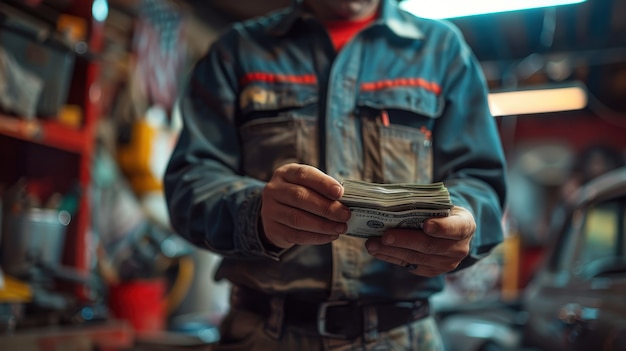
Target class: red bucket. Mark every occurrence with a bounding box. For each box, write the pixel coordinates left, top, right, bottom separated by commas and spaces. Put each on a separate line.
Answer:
108, 279, 167, 332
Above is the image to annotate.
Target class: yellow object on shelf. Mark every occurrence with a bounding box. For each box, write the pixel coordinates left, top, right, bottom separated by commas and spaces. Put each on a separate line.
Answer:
0, 274, 32, 303
58, 104, 83, 128
57, 14, 88, 42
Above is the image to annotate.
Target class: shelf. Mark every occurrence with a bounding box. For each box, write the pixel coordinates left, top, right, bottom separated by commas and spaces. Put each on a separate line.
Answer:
0, 114, 87, 154
0, 320, 134, 351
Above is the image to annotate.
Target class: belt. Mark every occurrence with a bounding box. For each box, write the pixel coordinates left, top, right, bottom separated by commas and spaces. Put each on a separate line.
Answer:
231, 285, 430, 340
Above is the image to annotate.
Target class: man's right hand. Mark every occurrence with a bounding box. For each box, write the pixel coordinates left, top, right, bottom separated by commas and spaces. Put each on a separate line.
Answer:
261, 164, 351, 249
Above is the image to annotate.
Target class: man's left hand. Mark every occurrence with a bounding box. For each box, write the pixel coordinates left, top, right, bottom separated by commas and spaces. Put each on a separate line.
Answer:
364, 206, 476, 277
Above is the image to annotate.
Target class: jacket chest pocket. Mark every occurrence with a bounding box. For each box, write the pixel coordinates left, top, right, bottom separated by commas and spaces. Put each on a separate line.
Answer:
238, 85, 318, 182
357, 87, 443, 184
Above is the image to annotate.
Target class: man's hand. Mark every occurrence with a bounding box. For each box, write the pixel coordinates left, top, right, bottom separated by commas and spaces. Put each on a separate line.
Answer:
261, 164, 351, 249
364, 206, 476, 277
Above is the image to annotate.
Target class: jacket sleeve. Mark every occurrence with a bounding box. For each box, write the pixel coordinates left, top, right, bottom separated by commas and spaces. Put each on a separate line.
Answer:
433, 24, 508, 270
163, 32, 279, 261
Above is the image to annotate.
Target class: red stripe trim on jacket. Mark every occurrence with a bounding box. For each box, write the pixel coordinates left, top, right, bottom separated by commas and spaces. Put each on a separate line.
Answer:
360, 78, 441, 95
240, 72, 318, 86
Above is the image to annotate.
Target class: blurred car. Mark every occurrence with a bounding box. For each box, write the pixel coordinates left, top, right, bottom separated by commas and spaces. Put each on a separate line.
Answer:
521, 166, 626, 351
435, 298, 528, 351
436, 166, 626, 351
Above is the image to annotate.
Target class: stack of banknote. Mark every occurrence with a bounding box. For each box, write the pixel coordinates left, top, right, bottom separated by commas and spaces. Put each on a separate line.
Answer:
340, 179, 454, 238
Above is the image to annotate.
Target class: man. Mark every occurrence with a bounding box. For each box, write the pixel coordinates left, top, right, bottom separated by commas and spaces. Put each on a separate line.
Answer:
164, 0, 507, 349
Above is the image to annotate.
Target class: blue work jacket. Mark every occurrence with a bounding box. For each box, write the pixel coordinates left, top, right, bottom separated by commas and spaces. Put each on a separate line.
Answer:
164, 0, 507, 301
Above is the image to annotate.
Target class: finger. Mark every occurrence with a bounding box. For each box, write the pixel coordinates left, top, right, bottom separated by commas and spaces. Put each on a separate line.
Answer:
366, 239, 462, 273
422, 206, 476, 240
267, 201, 348, 235
264, 180, 351, 223
274, 164, 344, 200
266, 222, 339, 247
369, 252, 441, 277
378, 229, 470, 258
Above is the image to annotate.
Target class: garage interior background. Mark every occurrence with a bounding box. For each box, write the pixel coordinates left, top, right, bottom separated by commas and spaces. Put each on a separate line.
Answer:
0, 0, 625, 349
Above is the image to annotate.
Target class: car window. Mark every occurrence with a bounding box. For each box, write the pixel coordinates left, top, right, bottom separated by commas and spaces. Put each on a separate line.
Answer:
580, 202, 619, 262
571, 198, 626, 276
556, 198, 626, 274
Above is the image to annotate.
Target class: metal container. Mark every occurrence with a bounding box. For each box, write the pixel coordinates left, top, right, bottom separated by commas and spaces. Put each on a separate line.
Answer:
0, 208, 70, 277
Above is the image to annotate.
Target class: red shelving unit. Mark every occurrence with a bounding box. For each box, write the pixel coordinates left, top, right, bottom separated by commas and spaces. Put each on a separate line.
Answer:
0, 114, 87, 154
0, 1, 134, 348
0, 0, 103, 289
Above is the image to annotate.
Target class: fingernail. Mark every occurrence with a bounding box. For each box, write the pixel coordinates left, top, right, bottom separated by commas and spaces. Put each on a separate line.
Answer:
384, 234, 396, 245
424, 221, 439, 235
331, 185, 343, 198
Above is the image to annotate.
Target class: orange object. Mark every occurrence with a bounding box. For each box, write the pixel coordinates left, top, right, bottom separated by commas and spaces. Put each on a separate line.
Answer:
116, 120, 165, 194
381, 110, 390, 127
58, 104, 83, 128
501, 234, 520, 300
57, 14, 88, 42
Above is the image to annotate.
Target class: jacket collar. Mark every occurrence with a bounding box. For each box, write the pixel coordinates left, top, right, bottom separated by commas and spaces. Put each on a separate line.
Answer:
267, 0, 424, 39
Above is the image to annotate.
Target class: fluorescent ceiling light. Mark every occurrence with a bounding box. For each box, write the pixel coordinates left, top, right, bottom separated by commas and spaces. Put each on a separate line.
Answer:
399, 0, 586, 19
488, 84, 588, 117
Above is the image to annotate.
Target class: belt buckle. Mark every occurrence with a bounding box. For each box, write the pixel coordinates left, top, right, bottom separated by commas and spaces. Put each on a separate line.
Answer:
317, 300, 352, 339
